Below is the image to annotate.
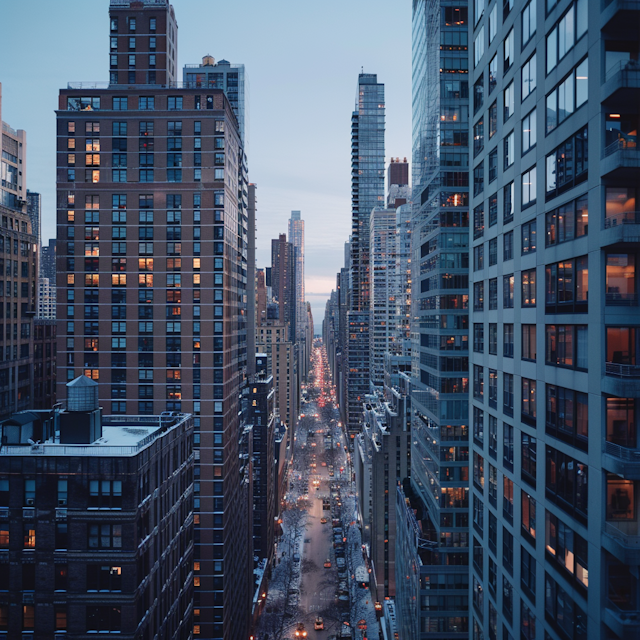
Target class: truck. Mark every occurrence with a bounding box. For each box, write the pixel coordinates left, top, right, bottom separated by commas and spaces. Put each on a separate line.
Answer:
355, 566, 370, 588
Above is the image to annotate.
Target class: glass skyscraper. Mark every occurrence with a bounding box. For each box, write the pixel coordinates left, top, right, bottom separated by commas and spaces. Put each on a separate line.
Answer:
346, 73, 385, 434
395, 0, 470, 637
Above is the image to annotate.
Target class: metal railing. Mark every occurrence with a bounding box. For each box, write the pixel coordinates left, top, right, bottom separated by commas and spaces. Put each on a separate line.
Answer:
1, 123, 17, 136
604, 138, 639, 158
605, 210, 640, 228
606, 362, 640, 377
605, 440, 640, 461
604, 522, 640, 547
606, 292, 639, 305
67, 81, 223, 90
605, 59, 640, 84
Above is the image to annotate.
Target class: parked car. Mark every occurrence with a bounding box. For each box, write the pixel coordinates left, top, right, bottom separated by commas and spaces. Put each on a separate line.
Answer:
314, 617, 324, 630
293, 553, 301, 563
324, 559, 332, 568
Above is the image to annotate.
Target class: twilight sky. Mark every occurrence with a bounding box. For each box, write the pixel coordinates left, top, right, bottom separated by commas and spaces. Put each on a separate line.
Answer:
0, 0, 411, 327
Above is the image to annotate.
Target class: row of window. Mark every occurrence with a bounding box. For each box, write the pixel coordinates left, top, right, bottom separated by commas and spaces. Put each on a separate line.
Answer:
66, 168, 218, 183
68, 95, 225, 112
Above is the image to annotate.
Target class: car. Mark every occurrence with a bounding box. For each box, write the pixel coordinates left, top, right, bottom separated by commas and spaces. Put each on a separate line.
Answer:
293, 553, 301, 563
294, 623, 308, 638
320, 517, 327, 524
324, 559, 332, 568
314, 617, 324, 630
321, 462, 327, 467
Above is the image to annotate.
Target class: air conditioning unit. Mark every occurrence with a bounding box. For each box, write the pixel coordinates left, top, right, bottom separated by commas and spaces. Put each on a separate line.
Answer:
25, 498, 34, 506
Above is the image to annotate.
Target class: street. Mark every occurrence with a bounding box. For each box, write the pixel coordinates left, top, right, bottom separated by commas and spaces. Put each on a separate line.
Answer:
254, 343, 380, 640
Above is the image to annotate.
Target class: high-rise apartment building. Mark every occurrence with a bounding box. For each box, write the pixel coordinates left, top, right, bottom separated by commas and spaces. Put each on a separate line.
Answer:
55, 2, 251, 637
0, 377, 194, 638
288, 210, 308, 380
33, 319, 56, 410
387, 157, 410, 209
183, 57, 248, 149
395, 2, 471, 637
369, 207, 397, 388
468, 0, 640, 638
347, 73, 385, 434
271, 233, 296, 334
0, 83, 38, 420
26, 190, 41, 252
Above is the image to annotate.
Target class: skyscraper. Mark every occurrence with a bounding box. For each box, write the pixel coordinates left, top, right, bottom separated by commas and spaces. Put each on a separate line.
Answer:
347, 73, 385, 435
55, 2, 251, 637
183, 56, 248, 149
0, 83, 38, 419
395, 2, 470, 637
288, 210, 308, 380
26, 190, 41, 252
468, 0, 634, 638
271, 233, 296, 334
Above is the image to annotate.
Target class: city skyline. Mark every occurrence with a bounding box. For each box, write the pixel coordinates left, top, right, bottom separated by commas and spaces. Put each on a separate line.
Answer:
0, 0, 411, 324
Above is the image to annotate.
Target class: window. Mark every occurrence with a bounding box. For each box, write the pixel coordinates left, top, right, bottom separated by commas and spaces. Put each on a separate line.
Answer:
545, 194, 588, 246
488, 101, 497, 138
489, 415, 498, 457
503, 131, 514, 168
545, 574, 588, 638
503, 183, 514, 224
474, 245, 484, 271
475, 0, 485, 25
522, 434, 537, 485
503, 274, 514, 308
23, 525, 36, 548
474, 162, 484, 196
474, 205, 484, 239
522, 54, 537, 100
521, 548, 536, 600
504, 28, 514, 71
544, 257, 588, 313
474, 323, 484, 352
546, 384, 588, 448
489, 323, 497, 355
522, 0, 537, 46
87, 565, 122, 592
546, 0, 587, 73
488, 148, 498, 183
168, 96, 183, 110
545, 127, 588, 199
88, 524, 122, 549
522, 378, 536, 424
89, 480, 122, 509
474, 281, 484, 311
522, 109, 537, 154
112, 97, 128, 110
522, 220, 536, 254
489, 56, 498, 94
545, 324, 588, 369
474, 406, 484, 444
489, 192, 497, 226
546, 446, 588, 519
503, 475, 514, 521
522, 269, 536, 306
139, 96, 154, 110
474, 26, 485, 67
474, 118, 484, 156
606, 253, 636, 304
87, 606, 121, 632
474, 365, 484, 400
522, 325, 537, 360
606, 397, 637, 449
489, 369, 498, 407
489, 278, 498, 309
503, 423, 514, 470
473, 452, 485, 491
24, 479, 35, 506
489, 4, 497, 42
503, 371, 514, 412
545, 511, 588, 589
503, 82, 514, 121
489, 238, 497, 266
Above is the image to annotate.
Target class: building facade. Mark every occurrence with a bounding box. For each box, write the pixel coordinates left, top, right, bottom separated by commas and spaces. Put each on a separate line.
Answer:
55, 2, 251, 637
346, 73, 385, 434
0, 83, 38, 420
288, 210, 308, 381
468, 0, 640, 638
394, 1, 471, 637
0, 378, 194, 638
33, 318, 56, 410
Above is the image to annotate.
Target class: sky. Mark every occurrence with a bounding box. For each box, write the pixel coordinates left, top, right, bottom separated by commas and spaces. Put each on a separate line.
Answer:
0, 0, 412, 328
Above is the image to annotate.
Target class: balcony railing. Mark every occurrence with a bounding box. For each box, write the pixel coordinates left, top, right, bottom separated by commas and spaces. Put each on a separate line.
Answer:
606, 362, 640, 377
605, 440, 640, 461
606, 292, 639, 305
604, 521, 640, 547
605, 59, 640, 83
605, 211, 640, 228
604, 137, 638, 158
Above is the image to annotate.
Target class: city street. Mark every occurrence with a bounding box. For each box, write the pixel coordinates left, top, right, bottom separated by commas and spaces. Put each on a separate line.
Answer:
254, 343, 379, 640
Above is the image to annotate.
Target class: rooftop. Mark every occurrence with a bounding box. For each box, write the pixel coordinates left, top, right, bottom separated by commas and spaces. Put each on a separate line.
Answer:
0, 414, 190, 457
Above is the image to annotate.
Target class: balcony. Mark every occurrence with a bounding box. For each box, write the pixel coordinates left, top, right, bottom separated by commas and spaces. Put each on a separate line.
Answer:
604, 441, 640, 479
602, 139, 640, 179
604, 596, 640, 639
604, 362, 640, 396
602, 60, 640, 104
604, 520, 640, 564
602, 0, 640, 34
603, 211, 640, 246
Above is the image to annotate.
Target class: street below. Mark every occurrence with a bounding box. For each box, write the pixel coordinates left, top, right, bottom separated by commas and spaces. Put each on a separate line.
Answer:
254, 343, 379, 640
